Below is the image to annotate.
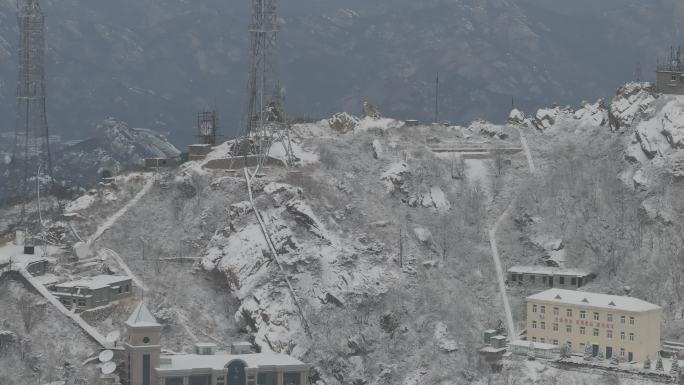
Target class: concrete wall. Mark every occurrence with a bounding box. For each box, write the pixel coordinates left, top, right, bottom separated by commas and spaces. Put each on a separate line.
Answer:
526, 299, 662, 362
204, 156, 286, 170
656, 71, 684, 95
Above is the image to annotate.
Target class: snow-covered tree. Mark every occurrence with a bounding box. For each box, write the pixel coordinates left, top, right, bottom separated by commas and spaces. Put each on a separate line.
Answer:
527, 342, 536, 360
583, 343, 593, 361
671, 358, 680, 375
656, 356, 664, 371
598, 351, 605, 361
559, 344, 571, 359
610, 352, 620, 365
644, 355, 652, 370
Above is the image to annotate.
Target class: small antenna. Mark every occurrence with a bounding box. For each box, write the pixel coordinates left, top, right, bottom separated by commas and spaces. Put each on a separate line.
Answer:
434, 72, 440, 123
635, 61, 642, 82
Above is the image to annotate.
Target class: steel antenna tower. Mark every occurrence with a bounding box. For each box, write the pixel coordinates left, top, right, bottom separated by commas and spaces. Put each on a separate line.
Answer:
13, 0, 54, 225
243, 0, 293, 166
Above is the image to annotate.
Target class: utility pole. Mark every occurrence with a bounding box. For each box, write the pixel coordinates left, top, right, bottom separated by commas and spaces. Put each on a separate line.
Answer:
399, 227, 404, 269
434, 73, 440, 123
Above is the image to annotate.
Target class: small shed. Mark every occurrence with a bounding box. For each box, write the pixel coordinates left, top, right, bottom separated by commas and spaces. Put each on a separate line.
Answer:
509, 340, 560, 360
188, 144, 213, 160
507, 265, 595, 289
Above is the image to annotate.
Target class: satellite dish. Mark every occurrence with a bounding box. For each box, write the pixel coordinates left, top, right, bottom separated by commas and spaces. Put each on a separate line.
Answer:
99, 350, 114, 363
102, 361, 117, 375
106, 331, 120, 343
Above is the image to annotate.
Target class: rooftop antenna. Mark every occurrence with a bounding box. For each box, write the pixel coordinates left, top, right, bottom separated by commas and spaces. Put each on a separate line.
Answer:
634, 61, 642, 82
434, 72, 440, 123
242, 0, 293, 166
13, 0, 54, 227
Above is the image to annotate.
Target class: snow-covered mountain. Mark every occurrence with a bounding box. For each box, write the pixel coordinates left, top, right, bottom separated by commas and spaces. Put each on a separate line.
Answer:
1, 0, 683, 144
0, 118, 179, 201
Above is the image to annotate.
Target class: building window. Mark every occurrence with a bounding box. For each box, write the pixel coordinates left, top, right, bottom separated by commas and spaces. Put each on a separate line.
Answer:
553, 323, 559, 331
629, 317, 635, 325
118, 286, 123, 294
620, 348, 625, 357
580, 311, 586, 319
532, 337, 537, 342
580, 327, 586, 335
532, 321, 537, 329
620, 332, 625, 340
532, 305, 537, 313
511, 274, 517, 282
540, 338, 545, 343
189, 375, 211, 385
559, 277, 565, 285
257, 372, 277, 385
216, 377, 225, 385
553, 340, 559, 345
541, 306, 546, 314
629, 333, 635, 341
567, 341, 572, 349
566, 309, 573, 317
125, 285, 130, 293
553, 307, 559, 315
593, 312, 599, 321
566, 325, 572, 333
166, 378, 183, 385
541, 322, 546, 330
531, 275, 536, 283
284, 372, 302, 385
673, 74, 678, 82
593, 328, 599, 337
607, 314, 613, 322
143, 337, 150, 344
620, 315, 626, 324
571, 277, 577, 286
78, 299, 86, 307
607, 330, 613, 339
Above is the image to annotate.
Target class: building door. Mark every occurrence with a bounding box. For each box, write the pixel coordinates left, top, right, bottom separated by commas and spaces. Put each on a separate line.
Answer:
592, 344, 599, 357
548, 277, 553, 288
143, 354, 150, 385
628, 352, 634, 362
226, 361, 246, 385
606, 346, 613, 359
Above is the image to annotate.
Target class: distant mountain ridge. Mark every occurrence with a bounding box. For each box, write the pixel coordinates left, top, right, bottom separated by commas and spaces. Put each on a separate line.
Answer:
0, 0, 682, 145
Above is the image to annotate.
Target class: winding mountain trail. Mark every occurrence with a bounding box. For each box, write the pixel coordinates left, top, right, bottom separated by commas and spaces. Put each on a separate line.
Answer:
487, 128, 536, 339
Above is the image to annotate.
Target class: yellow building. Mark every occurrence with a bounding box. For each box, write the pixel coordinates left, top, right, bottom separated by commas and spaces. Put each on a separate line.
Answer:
526, 289, 662, 362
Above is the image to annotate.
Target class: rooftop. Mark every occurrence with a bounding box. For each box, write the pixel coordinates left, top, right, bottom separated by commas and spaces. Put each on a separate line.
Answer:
527, 289, 661, 313
54, 275, 131, 290
508, 265, 593, 277
158, 352, 308, 372
510, 339, 559, 350
126, 302, 161, 327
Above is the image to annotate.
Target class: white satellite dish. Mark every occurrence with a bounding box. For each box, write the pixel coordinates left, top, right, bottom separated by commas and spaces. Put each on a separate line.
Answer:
99, 350, 114, 363
106, 330, 121, 343
102, 361, 117, 375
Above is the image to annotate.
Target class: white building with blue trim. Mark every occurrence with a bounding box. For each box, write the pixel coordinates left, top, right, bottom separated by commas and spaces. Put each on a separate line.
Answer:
125, 303, 310, 385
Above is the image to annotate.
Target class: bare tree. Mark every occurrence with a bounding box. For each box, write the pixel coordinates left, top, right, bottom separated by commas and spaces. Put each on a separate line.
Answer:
16, 293, 46, 333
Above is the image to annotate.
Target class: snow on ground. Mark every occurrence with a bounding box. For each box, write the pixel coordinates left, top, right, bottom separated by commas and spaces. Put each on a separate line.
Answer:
0, 241, 60, 267
354, 117, 404, 132
65, 194, 96, 212
381, 161, 410, 193
270, 140, 319, 165
464, 159, 490, 197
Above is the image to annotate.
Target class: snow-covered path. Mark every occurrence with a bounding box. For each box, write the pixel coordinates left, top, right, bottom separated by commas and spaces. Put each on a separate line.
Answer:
518, 128, 536, 174
100, 248, 147, 291
488, 197, 518, 339
86, 177, 154, 247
